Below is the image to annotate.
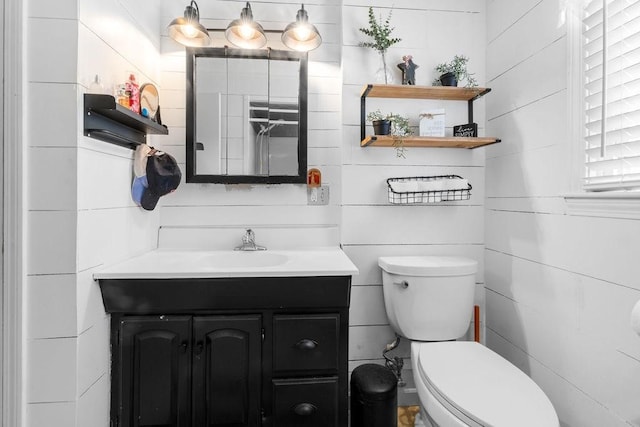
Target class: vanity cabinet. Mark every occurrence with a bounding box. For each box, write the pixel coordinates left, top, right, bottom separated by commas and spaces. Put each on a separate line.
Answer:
115, 315, 262, 427
101, 276, 351, 427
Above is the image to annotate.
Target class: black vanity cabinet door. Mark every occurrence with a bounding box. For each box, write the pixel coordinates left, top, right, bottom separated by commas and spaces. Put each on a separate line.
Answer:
192, 315, 262, 427
117, 316, 191, 427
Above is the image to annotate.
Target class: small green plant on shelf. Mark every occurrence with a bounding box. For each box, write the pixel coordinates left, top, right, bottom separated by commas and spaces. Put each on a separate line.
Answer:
432, 55, 478, 88
366, 109, 387, 122
388, 113, 411, 158
359, 7, 401, 84
366, 110, 412, 158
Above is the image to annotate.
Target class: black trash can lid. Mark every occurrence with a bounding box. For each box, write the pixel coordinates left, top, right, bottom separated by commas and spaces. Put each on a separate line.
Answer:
351, 363, 398, 401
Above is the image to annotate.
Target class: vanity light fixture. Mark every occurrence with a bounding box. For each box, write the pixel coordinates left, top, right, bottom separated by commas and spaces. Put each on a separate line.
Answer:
169, 1, 322, 51
167, 0, 211, 47
225, 2, 267, 49
281, 4, 322, 52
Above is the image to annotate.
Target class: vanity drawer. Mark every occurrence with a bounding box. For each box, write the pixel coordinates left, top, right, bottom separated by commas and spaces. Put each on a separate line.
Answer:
272, 377, 338, 427
273, 314, 339, 373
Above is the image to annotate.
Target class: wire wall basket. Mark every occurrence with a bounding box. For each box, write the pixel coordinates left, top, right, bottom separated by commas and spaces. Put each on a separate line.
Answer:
387, 175, 472, 204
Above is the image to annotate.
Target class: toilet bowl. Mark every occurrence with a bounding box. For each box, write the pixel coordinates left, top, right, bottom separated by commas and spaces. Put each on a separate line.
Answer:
379, 256, 559, 427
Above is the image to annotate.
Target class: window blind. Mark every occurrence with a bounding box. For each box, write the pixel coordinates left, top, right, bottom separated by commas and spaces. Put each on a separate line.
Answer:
583, 0, 640, 191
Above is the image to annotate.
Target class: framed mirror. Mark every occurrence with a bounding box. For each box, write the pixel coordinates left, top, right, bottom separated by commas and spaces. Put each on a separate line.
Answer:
186, 47, 307, 184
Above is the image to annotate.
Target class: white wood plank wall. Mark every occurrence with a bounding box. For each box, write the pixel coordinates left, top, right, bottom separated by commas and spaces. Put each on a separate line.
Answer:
485, 1, 640, 426
341, 0, 487, 404
25, 1, 163, 426
157, 0, 343, 231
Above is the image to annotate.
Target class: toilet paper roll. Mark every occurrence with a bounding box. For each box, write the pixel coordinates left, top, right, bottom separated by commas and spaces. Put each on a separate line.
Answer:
632, 299, 640, 337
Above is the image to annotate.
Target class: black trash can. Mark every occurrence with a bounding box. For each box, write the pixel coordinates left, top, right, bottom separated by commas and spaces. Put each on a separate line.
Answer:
350, 363, 398, 427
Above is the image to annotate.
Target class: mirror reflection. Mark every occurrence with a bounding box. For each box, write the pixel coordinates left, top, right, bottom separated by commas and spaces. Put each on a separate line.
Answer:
187, 48, 307, 184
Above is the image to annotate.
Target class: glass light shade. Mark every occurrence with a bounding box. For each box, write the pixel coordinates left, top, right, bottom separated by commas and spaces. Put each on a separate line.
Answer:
168, 2, 211, 47
281, 5, 322, 52
225, 2, 267, 49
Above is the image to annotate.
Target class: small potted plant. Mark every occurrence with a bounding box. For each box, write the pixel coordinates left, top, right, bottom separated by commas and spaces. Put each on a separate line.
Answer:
367, 109, 392, 135
367, 110, 412, 157
432, 55, 478, 87
359, 7, 401, 84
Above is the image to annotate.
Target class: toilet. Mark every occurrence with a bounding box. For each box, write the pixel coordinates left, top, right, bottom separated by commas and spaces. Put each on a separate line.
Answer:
379, 256, 559, 427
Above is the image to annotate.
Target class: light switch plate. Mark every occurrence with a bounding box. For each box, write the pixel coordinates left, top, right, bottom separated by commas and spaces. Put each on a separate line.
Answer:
307, 185, 329, 205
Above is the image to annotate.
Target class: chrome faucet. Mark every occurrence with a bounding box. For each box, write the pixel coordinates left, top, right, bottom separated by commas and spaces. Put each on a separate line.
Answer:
234, 228, 267, 251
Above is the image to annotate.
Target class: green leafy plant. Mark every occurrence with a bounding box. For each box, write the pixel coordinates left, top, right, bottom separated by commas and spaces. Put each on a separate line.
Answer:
366, 109, 389, 122
367, 110, 412, 158
359, 7, 401, 84
387, 113, 411, 158
359, 7, 401, 54
432, 55, 478, 88
386, 113, 411, 136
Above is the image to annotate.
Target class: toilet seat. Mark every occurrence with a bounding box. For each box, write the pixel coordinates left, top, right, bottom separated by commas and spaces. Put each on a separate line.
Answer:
414, 341, 559, 427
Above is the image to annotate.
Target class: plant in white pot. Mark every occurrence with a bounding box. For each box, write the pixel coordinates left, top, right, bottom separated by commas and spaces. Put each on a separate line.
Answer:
359, 7, 401, 84
367, 110, 412, 158
432, 55, 478, 87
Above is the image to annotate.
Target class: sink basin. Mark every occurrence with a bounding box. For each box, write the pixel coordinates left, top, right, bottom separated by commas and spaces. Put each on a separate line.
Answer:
198, 251, 290, 269
94, 247, 359, 279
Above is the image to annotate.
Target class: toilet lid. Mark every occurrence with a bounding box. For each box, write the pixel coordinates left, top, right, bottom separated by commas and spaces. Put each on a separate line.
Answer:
378, 256, 477, 276
416, 342, 558, 427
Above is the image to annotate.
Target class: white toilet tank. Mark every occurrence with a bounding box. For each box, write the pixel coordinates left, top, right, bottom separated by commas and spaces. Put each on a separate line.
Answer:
379, 256, 477, 341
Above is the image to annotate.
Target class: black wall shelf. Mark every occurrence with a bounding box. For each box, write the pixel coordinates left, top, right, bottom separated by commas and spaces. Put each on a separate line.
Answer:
84, 93, 168, 150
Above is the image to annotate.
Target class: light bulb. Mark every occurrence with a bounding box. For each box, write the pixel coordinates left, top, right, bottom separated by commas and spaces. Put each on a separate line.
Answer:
238, 23, 255, 39
293, 24, 311, 41
182, 23, 198, 38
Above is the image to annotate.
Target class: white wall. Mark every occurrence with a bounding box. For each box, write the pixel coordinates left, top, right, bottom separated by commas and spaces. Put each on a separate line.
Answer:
157, 0, 343, 231
485, 1, 640, 426
341, 0, 487, 404
24, 0, 491, 423
158, 0, 488, 406
25, 1, 162, 425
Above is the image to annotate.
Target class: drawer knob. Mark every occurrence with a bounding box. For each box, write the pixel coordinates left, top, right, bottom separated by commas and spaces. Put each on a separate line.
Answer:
293, 402, 317, 416
295, 339, 318, 350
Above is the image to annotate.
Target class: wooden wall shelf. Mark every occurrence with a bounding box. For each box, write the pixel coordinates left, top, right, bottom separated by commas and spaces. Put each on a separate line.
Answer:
361, 84, 491, 101
361, 135, 500, 149
360, 84, 500, 149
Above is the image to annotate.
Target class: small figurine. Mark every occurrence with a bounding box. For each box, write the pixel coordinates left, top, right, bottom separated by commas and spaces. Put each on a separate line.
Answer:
397, 55, 419, 85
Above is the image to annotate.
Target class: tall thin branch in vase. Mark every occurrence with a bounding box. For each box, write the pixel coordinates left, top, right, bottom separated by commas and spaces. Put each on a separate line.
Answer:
359, 7, 401, 84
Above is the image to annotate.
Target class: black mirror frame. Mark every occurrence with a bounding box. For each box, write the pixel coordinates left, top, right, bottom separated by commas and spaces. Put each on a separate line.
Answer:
185, 47, 308, 184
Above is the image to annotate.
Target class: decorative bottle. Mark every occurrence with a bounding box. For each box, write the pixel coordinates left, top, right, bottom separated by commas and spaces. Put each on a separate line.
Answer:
126, 74, 140, 113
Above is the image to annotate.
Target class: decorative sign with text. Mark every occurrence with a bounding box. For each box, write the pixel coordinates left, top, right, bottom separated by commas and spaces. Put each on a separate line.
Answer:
453, 123, 478, 137
419, 109, 446, 137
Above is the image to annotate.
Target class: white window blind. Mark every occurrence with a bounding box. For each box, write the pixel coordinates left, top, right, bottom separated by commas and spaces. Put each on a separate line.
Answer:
583, 0, 640, 191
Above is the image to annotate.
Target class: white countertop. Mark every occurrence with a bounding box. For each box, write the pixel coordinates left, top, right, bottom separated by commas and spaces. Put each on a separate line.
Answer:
93, 247, 359, 280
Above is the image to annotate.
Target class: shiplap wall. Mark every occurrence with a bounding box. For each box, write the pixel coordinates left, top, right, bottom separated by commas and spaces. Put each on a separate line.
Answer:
341, 0, 487, 403
24, 0, 490, 423
157, 0, 343, 229
25, 1, 162, 426
158, 0, 488, 404
485, 1, 640, 426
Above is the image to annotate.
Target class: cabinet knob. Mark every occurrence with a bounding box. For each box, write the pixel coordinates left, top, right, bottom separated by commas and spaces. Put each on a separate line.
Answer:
293, 402, 317, 416
180, 341, 188, 353
194, 341, 204, 355
295, 339, 318, 351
